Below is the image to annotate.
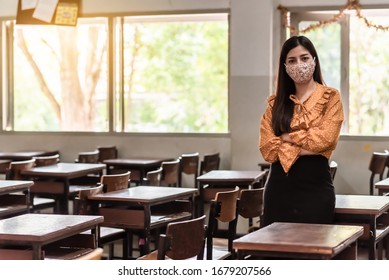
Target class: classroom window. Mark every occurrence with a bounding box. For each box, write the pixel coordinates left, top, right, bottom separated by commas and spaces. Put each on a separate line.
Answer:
290, 9, 389, 136
114, 14, 229, 133
1, 13, 229, 133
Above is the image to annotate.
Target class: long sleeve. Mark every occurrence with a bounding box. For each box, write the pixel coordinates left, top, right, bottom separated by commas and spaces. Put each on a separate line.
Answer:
259, 96, 301, 173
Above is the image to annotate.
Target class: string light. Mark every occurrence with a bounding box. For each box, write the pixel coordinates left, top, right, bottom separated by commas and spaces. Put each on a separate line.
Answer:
278, 0, 389, 34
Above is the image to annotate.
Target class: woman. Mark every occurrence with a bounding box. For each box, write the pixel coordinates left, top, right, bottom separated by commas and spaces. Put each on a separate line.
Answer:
259, 36, 344, 226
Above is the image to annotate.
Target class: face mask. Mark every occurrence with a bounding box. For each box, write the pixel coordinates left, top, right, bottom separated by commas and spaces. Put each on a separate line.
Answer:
285, 58, 316, 84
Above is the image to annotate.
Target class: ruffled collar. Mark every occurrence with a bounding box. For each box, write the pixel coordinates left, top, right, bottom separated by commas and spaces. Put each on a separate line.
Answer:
289, 83, 332, 130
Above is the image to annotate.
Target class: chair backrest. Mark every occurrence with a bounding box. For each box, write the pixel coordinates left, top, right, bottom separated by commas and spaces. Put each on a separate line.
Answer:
157, 215, 206, 260
160, 159, 180, 187
213, 186, 240, 223
179, 152, 199, 188
206, 186, 239, 259
144, 167, 163, 186
77, 150, 100, 163
34, 154, 60, 167
238, 188, 264, 230
200, 153, 220, 175
97, 146, 118, 163
329, 160, 338, 181
74, 183, 104, 215
74, 247, 104, 260
368, 151, 388, 195
6, 158, 36, 180
100, 171, 131, 192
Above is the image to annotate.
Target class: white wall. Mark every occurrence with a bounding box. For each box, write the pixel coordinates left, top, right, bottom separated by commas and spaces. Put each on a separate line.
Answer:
0, 0, 388, 196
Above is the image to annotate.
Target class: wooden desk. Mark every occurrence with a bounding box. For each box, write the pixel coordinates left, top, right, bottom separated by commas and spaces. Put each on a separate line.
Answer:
88, 186, 198, 257
375, 177, 389, 195
0, 180, 33, 219
335, 194, 389, 260
104, 157, 174, 184
0, 213, 103, 259
0, 150, 59, 161
233, 222, 363, 260
196, 170, 267, 215
20, 162, 106, 214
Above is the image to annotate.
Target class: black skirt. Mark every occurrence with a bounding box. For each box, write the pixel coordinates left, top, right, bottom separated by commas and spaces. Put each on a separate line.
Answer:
262, 155, 335, 227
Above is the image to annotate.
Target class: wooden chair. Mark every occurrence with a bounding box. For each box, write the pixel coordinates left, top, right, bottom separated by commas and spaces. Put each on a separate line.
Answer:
329, 160, 338, 181
368, 151, 388, 195
5, 158, 57, 213
70, 150, 102, 188
206, 187, 239, 260
5, 158, 35, 180
100, 171, 131, 192
199, 152, 221, 199
74, 183, 128, 260
137, 215, 207, 260
237, 188, 264, 233
30, 156, 61, 212
97, 146, 118, 163
74, 247, 104, 260
143, 167, 163, 186
179, 152, 199, 188
34, 154, 60, 166
160, 159, 180, 187
76, 150, 100, 163
200, 152, 220, 175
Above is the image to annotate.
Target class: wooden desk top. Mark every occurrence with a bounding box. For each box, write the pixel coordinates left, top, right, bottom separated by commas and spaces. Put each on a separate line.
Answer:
103, 157, 174, 167
0, 180, 34, 193
233, 222, 363, 256
88, 186, 198, 204
375, 177, 389, 188
20, 162, 106, 179
0, 214, 103, 244
197, 170, 267, 183
335, 194, 389, 215
0, 150, 59, 160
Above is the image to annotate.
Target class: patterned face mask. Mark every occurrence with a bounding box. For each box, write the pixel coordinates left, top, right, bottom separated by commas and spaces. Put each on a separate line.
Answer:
284, 58, 316, 84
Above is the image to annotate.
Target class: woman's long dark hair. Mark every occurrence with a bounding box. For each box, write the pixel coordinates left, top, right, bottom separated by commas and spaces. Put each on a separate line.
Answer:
272, 36, 324, 136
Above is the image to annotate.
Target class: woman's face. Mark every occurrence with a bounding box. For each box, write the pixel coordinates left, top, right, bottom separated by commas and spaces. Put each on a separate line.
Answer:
285, 45, 313, 66
284, 45, 316, 84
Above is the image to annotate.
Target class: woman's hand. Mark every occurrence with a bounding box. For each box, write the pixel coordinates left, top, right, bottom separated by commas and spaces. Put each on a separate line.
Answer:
281, 133, 292, 143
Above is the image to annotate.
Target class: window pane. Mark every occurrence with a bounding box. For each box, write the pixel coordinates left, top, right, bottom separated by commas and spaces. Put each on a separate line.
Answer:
294, 10, 389, 136
349, 16, 389, 135
118, 14, 229, 133
301, 22, 341, 91
10, 18, 108, 132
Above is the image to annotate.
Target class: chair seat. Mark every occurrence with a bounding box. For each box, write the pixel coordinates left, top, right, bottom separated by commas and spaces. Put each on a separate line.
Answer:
45, 247, 94, 260
81, 227, 125, 240
69, 185, 95, 195
32, 197, 56, 212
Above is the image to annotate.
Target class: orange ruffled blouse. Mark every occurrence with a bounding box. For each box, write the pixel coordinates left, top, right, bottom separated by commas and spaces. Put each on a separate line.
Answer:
259, 83, 344, 173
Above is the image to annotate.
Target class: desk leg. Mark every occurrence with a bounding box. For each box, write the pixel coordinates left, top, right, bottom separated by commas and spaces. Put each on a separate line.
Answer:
139, 206, 152, 256
198, 183, 204, 217
32, 244, 43, 260
369, 219, 377, 260
59, 180, 70, 214
333, 241, 358, 260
